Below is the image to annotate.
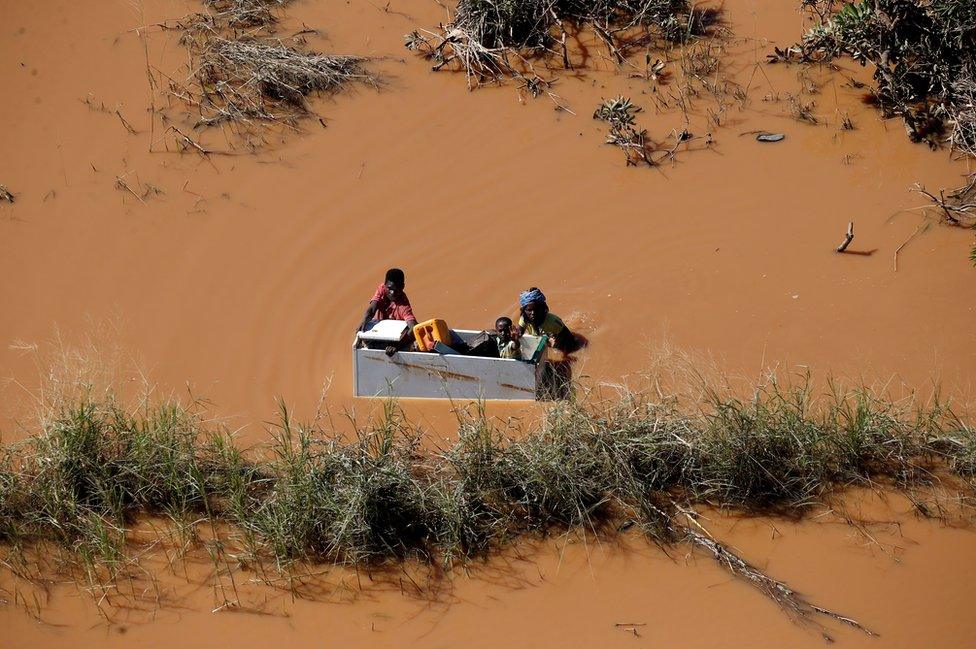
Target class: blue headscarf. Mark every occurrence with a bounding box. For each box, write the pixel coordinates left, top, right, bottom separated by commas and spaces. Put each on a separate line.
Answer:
519, 288, 546, 308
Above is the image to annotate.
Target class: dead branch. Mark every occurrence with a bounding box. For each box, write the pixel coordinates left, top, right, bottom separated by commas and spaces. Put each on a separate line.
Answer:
678, 507, 875, 640
836, 221, 854, 253
116, 109, 138, 135
913, 176, 976, 227
893, 222, 930, 272
114, 176, 146, 204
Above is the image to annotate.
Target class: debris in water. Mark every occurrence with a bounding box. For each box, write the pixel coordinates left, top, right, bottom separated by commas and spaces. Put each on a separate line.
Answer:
756, 132, 785, 142
0, 185, 14, 203
913, 175, 976, 227
594, 97, 654, 167
836, 221, 855, 253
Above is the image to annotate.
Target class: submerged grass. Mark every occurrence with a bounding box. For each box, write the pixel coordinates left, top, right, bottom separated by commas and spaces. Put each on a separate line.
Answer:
406, 0, 721, 89
1, 372, 972, 633
156, 0, 376, 149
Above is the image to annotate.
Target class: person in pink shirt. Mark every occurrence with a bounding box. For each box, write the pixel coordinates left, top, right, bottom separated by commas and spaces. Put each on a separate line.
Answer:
359, 268, 418, 353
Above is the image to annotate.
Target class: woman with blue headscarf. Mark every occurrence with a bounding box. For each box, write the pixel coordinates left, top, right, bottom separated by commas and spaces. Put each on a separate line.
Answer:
518, 287, 581, 353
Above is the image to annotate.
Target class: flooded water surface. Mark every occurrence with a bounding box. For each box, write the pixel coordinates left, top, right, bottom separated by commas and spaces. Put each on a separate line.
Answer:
1, 0, 975, 645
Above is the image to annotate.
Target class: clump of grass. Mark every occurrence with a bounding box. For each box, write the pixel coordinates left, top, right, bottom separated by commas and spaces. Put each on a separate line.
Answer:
693, 390, 829, 510
435, 408, 517, 561
0, 397, 254, 577
405, 0, 719, 88
242, 402, 443, 567
161, 0, 376, 145
1, 371, 972, 634
204, 0, 290, 30
499, 413, 613, 530
189, 38, 374, 128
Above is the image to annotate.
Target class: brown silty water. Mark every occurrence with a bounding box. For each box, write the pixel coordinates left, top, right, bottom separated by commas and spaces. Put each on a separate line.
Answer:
1, 0, 975, 646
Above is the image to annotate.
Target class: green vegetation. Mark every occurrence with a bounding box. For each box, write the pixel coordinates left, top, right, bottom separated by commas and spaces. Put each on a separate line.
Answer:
1, 373, 971, 633
783, 0, 976, 155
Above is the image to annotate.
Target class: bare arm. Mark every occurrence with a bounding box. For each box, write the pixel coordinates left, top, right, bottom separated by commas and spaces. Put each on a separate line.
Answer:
359, 300, 379, 331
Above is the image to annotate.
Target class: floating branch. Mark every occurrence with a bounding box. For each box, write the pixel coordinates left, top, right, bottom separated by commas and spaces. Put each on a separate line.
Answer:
836, 221, 854, 253
115, 109, 138, 135
682, 522, 876, 639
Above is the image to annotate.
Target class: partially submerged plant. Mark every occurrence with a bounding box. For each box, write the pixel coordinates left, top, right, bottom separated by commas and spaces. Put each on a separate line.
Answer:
593, 96, 655, 165
188, 38, 373, 128
772, 1, 976, 262
158, 0, 376, 149
204, 0, 290, 30
776, 0, 976, 155
406, 0, 719, 89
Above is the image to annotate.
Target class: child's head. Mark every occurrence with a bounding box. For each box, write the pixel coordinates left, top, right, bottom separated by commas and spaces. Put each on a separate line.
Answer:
495, 316, 513, 340
384, 268, 405, 298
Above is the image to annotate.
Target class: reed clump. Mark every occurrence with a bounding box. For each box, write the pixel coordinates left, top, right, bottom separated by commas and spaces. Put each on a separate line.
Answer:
239, 403, 443, 567
0, 398, 259, 570
1, 375, 972, 633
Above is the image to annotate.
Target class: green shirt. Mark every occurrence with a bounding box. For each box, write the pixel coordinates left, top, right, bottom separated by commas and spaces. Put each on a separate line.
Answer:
496, 338, 521, 360
519, 312, 566, 338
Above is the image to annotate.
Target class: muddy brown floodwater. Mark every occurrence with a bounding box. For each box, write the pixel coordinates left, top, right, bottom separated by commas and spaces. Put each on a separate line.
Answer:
1, 0, 975, 646
3, 492, 976, 648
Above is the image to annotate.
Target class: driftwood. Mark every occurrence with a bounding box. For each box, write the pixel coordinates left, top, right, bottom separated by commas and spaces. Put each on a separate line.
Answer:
676, 506, 875, 641
835, 221, 854, 252
0, 185, 14, 203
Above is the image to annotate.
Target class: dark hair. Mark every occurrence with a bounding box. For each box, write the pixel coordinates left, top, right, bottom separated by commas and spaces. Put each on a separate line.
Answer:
385, 268, 405, 287
495, 316, 512, 328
